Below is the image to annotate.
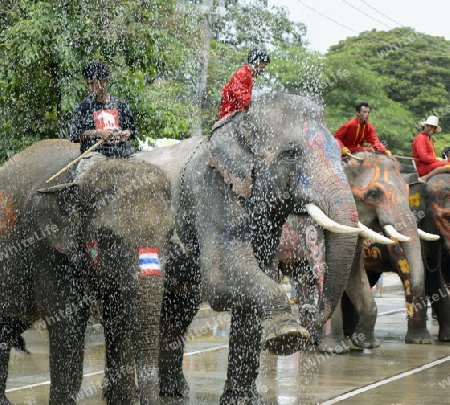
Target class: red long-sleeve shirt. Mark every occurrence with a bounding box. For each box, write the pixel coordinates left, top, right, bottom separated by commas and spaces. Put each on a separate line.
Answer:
334, 118, 387, 153
220, 65, 253, 119
412, 131, 450, 176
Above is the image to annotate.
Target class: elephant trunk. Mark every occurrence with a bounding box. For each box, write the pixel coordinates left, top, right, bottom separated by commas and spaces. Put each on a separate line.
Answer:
132, 273, 163, 404
312, 186, 359, 326
380, 210, 424, 296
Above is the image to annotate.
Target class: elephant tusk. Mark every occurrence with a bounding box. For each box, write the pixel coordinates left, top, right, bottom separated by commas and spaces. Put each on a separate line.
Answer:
418, 229, 440, 241
305, 203, 361, 234
383, 225, 411, 242
358, 222, 395, 245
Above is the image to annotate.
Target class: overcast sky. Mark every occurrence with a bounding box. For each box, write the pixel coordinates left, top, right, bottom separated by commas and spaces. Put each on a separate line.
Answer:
267, 0, 450, 53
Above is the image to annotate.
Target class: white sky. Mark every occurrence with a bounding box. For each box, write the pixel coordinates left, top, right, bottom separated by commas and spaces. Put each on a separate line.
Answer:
268, 0, 450, 53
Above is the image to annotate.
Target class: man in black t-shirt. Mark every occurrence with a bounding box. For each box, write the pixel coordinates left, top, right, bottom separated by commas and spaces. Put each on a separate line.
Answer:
69, 61, 140, 182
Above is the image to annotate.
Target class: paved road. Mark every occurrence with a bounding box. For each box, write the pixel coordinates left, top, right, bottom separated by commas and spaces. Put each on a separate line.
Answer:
5, 279, 450, 404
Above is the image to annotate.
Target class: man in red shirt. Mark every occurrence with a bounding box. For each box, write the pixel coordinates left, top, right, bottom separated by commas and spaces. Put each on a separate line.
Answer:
334, 102, 391, 156
219, 48, 270, 120
412, 115, 450, 177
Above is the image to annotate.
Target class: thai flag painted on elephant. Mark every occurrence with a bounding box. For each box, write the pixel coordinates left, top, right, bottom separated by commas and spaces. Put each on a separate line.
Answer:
138, 247, 161, 276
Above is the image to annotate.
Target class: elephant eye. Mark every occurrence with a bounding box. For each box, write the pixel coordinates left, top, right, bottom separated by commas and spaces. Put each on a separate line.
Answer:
365, 188, 382, 201
275, 149, 297, 164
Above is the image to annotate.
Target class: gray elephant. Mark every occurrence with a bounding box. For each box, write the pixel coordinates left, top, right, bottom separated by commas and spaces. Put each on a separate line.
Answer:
283, 151, 425, 353
325, 151, 428, 352
0, 139, 173, 404
387, 170, 450, 343
140, 92, 367, 404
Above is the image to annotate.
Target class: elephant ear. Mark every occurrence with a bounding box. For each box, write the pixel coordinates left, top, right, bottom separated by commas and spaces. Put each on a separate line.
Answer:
208, 114, 254, 198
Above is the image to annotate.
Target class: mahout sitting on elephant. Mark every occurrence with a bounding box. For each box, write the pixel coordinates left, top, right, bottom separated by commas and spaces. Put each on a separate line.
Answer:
140, 92, 366, 404
281, 150, 426, 353
0, 139, 173, 404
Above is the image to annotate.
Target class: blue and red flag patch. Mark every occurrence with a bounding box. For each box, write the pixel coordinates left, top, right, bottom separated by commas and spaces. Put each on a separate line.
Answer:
138, 247, 161, 276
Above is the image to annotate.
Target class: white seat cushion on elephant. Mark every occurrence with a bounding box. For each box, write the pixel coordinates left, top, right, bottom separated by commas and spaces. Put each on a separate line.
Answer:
138, 137, 181, 151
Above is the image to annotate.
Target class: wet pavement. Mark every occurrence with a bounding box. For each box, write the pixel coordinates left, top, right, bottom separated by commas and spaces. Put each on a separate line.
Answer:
5, 274, 450, 404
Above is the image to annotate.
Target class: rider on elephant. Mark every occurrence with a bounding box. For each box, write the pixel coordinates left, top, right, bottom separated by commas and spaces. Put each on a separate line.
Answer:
334, 101, 391, 157
218, 48, 270, 120
69, 61, 141, 183
412, 115, 450, 177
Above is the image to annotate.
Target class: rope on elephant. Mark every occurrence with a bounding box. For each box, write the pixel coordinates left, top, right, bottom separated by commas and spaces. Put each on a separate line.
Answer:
179, 137, 208, 225
393, 155, 419, 161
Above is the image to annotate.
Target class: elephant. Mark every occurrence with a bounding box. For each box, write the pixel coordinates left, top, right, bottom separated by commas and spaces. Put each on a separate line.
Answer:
372, 169, 450, 343
138, 92, 378, 405
282, 151, 425, 353
0, 139, 174, 405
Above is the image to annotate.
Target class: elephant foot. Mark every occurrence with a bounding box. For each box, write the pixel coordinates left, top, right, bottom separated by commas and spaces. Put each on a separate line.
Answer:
405, 328, 432, 344
438, 327, 450, 342
159, 371, 189, 398
262, 315, 310, 356
0, 396, 11, 405
350, 332, 380, 349
317, 335, 352, 354
11, 335, 30, 354
299, 304, 318, 329
220, 383, 266, 405
307, 328, 322, 345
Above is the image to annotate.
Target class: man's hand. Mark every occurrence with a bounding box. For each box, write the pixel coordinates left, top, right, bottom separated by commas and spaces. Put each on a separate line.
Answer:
385, 150, 392, 158
119, 130, 131, 142
99, 129, 130, 144
342, 146, 350, 155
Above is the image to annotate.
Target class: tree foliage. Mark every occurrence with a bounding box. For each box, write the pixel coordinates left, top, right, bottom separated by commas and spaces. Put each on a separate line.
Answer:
0, 0, 200, 161
323, 27, 450, 155
2, 1, 449, 162
202, 0, 309, 130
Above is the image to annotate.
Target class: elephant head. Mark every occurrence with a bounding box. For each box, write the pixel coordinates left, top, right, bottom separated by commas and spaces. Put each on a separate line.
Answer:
409, 173, 450, 252
404, 171, 450, 343
278, 151, 413, 350
344, 151, 424, 295
206, 93, 361, 325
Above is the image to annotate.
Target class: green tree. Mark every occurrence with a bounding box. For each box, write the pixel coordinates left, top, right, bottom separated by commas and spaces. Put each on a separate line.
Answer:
0, 0, 200, 161
202, 0, 310, 130
327, 28, 450, 134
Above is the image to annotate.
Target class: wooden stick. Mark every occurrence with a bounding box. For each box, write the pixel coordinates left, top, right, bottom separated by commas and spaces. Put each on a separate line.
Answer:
45, 139, 104, 183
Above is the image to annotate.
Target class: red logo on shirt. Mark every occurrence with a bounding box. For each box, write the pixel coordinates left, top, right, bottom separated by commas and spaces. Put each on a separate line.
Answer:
94, 110, 119, 130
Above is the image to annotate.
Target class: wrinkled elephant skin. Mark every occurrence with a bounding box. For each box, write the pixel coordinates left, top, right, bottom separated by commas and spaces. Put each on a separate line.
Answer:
281, 151, 424, 353
141, 93, 359, 404
330, 152, 424, 352
0, 139, 173, 405
405, 173, 450, 343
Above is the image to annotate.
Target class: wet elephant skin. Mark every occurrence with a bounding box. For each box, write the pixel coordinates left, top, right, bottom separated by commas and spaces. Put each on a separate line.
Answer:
142, 93, 360, 405
0, 139, 174, 405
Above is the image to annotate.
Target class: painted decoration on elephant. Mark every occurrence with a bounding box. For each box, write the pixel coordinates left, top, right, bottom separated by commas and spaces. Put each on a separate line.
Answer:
305, 224, 325, 292
432, 201, 450, 241
303, 124, 347, 185
352, 161, 398, 209
0, 190, 17, 239
363, 238, 381, 260
138, 247, 161, 276
86, 241, 99, 270
409, 192, 421, 208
